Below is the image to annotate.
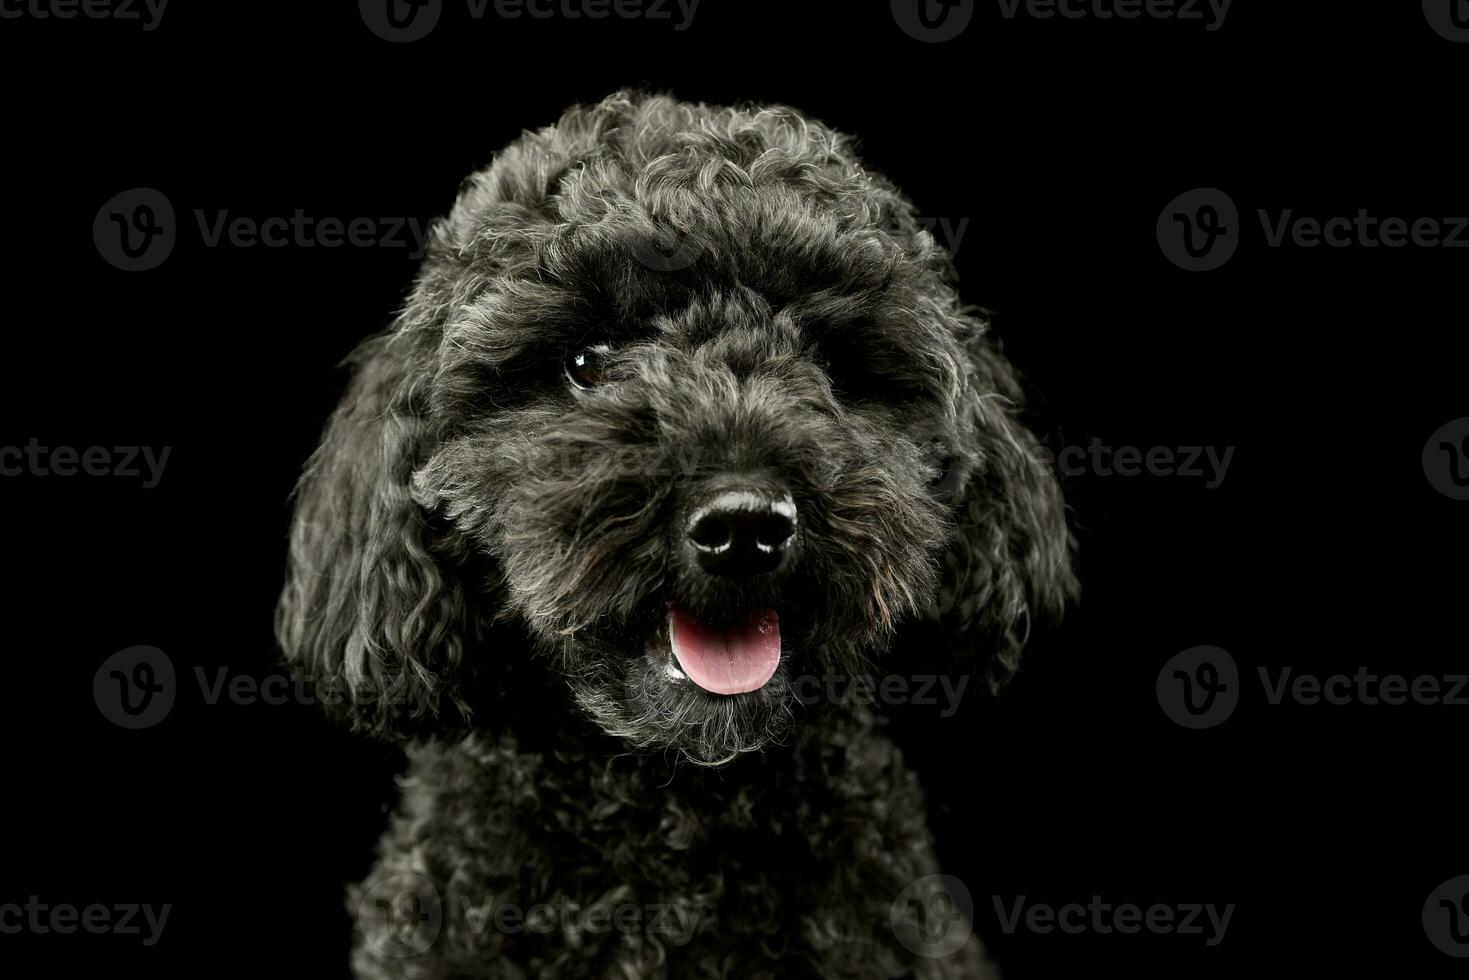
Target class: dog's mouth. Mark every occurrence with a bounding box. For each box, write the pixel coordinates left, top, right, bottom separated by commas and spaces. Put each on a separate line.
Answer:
662, 603, 781, 695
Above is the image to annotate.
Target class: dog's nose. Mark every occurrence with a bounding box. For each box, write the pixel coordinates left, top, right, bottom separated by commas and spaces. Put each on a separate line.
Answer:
686, 488, 798, 579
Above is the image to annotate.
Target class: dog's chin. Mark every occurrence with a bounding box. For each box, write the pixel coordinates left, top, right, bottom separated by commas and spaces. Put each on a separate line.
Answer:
568, 612, 801, 767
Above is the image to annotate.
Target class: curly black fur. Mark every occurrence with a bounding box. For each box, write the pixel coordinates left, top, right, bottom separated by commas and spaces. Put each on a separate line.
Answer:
277, 91, 1075, 978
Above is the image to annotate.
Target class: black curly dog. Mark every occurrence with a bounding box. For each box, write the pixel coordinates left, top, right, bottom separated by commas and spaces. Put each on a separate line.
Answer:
277, 91, 1074, 979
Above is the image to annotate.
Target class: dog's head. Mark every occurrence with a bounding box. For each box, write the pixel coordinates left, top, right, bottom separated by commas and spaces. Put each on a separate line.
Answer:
276, 92, 1074, 764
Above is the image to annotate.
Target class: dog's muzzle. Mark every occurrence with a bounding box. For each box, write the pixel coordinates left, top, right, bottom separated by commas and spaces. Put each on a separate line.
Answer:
659, 482, 799, 696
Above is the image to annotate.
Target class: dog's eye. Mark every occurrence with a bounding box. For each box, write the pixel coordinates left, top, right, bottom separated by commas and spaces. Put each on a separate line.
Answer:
564, 345, 613, 390
821, 341, 927, 405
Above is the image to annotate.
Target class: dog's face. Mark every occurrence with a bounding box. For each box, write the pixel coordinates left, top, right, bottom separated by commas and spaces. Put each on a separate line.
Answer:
277, 93, 1074, 765
418, 219, 961, 764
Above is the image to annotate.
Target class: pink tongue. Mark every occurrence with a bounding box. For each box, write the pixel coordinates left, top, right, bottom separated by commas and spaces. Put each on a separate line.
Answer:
668, 606, 781, 695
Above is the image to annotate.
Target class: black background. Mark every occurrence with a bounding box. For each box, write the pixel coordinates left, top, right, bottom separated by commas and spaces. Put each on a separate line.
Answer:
2, 1, 1464, 976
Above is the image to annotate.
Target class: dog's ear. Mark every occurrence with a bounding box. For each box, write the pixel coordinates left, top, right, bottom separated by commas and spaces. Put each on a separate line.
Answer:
276, 326, 479, 737
932, 313, 1076, 690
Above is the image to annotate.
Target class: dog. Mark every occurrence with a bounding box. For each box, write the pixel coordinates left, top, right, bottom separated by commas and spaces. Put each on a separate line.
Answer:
277, 90, 1074, 979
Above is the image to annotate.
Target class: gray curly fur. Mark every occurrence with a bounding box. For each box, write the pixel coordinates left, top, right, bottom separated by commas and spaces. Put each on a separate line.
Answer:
277, 91, 1075, 978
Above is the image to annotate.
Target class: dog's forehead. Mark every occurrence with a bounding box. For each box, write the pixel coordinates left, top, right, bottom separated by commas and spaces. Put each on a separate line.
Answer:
437, 101, 964, 378
439, 202, 960, 387
553, 175, 892, 273
521, 175, 926, 340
